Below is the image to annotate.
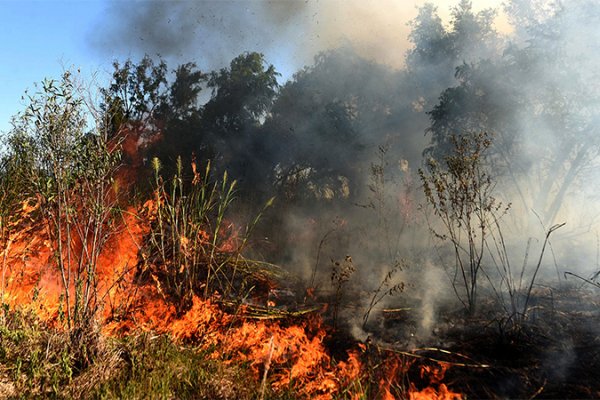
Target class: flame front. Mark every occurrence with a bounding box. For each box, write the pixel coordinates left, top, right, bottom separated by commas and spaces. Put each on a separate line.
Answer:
0, 131, 464, 398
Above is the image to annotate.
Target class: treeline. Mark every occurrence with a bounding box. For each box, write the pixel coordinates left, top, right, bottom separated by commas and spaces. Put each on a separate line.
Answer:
3, 0, 599, 260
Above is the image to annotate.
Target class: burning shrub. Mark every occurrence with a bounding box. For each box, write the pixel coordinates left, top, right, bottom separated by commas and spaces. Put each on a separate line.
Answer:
5, 71, 123, 355
139, 156, 274, 313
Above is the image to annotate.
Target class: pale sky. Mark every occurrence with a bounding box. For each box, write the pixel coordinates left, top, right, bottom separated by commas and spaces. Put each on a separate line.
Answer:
0, 0, 509, 134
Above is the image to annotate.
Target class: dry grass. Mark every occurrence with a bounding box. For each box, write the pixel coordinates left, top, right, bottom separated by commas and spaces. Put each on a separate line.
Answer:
0, 306, 266, 399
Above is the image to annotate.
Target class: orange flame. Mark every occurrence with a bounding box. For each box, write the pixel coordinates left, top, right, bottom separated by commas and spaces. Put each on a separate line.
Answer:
409, 363, 463, 400
0, 131, 464, 399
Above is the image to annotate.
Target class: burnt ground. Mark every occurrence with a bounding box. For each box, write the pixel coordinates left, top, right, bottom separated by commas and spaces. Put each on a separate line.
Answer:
368, 284, 600, 399
269, 273, 600, 398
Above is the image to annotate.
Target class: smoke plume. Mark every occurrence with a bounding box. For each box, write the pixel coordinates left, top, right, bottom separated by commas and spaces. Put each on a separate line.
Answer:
87, 0, 600, 341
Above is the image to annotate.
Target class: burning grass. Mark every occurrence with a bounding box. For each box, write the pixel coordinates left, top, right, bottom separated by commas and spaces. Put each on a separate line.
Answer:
0, 307, 261, 399
4, 183, 600, 399
1, 84, 599, 398
0, 190, 471, 399
3, 160, 600, 399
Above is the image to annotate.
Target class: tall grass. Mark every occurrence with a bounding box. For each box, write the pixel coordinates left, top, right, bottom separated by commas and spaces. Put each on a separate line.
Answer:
143, 156, 274, 312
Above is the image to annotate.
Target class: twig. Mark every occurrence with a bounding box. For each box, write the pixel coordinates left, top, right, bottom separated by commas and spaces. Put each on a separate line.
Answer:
522, 222, 565, 317
389, 349, 491, 369
309, 228, 336, 289
564, 271, 600, 289
259, 336, 275, 400
384, 346, 491, 369
528, 379, 546, 399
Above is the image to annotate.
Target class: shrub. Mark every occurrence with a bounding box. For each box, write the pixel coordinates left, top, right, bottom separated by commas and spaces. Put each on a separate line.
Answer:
420, 132, 508, 314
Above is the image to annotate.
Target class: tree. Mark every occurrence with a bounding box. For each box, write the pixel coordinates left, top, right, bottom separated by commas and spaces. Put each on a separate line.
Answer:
100, 55, 168, 127
448, 0, 500, 62
200, 52, 280, 197
264, 48, 404, 204
99, 53, 280, 201
203, 52, 279, 135
406, 1, 501, 111
425, 0, 600, 226
147, 62, 207, 174
167, 62, 206, 120
9, 71, 121, 355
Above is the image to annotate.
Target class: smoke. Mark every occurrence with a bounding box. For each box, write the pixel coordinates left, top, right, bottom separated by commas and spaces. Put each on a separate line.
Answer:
89, 0, 508, 74
416, 261, 449, 338
90, 1, 309, 73
85, 0, 600, 344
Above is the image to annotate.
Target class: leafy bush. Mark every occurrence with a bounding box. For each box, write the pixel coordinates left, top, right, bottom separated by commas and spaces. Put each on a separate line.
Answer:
6, 72, 122, 345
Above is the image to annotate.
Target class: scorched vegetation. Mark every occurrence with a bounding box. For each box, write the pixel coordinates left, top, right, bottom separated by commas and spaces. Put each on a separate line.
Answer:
2, 0, 600, 399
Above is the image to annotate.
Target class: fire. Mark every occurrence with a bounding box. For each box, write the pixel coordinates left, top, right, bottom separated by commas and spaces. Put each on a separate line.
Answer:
111, 124, 161, 193
109, 291, 338, 396
0, 133, 465, 399
409, 384, 463, 400
0, 197, 467, 398
409, 363, 463, 400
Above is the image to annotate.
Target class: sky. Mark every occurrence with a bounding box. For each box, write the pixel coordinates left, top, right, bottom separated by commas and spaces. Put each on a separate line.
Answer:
0, 1, 104, 132
0, 0, 508, 134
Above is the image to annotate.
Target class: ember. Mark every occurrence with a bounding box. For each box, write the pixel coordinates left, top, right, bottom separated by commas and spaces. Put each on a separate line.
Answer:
409, 363, 463, 400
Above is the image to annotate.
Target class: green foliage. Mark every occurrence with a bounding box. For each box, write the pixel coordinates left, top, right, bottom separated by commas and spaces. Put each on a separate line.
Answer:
0, 132, 35, 213
198, 52, 280, 197
9, 71, 121, 338
168, 62, 206, 120
102, 53, 279, 199
101, 55, 168, 126
93, 333, 259, 400
0, 308, 262, 400
204, 52, 279, 134
267, 48, 389, 204
0, 307, 77, 398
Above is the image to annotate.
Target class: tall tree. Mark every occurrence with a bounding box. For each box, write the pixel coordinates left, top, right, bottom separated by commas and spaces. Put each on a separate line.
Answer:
203, 52, 279, 135
406, 1, 501, 111
425, 0, 600, 226
263, 48, 409, 204
100, 55, 168, 128
200, 52, 280, 197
